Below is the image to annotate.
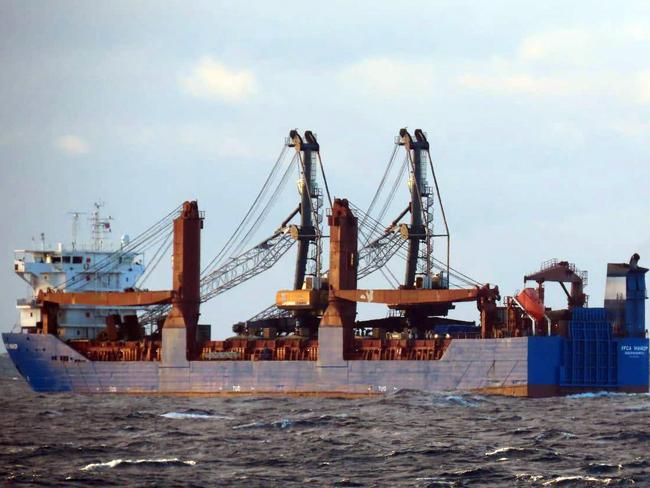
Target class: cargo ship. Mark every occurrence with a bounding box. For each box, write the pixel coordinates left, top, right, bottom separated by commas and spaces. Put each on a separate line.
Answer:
3, 129, 648, 397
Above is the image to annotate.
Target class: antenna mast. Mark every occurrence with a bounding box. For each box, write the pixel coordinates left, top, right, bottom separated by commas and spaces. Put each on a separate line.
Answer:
90, 201, 113, 251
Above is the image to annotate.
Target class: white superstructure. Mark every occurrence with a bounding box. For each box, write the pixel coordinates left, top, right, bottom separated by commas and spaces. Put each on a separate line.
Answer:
14, 203, 145, 339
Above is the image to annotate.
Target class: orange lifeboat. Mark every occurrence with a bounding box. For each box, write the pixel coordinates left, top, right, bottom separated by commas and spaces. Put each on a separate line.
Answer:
516, 287, 545, 322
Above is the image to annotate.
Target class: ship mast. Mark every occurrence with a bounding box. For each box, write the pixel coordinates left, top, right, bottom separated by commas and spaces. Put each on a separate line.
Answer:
90, 201, 113, 251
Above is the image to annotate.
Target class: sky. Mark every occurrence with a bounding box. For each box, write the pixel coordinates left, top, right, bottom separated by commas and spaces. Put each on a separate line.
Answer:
1, 1, 649, 343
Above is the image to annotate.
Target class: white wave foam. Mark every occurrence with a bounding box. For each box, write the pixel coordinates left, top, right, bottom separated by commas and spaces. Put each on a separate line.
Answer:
444, 395, 478, 407
485, 446, 524, 456
232, 418, 295, 430
515, 473, 544, 482
80, 458, 196, 471
415, 478, 454, 486
566, 391, 627, 399
230, 413, 350, 431
232, 421, 264, 430
567, 391, 650, 399
542, 475, 612, 485
273, 419, 294, 429
160, 412, 233, 420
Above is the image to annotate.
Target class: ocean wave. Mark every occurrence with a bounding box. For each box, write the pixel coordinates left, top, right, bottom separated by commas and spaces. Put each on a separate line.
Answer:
566, 391, 650, 399
443, 395, 481, 407
542, 475, 613, 485
80, 458, 196, 471
534, 429, 576, 441
160, 409, 233, 420
515, 472, 544, 482
485, 446, 535, 458
414, 477, 456, 486
617, 404, 650, 412
232, 413, 352, 430
386, 445, 450, 457
566, 391, 625, 399
439, 466, 497, 479
485, 446, 516, 456
233, 418, 295, 430
585, 463, 623, 474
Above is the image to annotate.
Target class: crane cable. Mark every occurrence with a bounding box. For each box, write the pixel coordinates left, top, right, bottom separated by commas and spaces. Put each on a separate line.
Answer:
54, 204, 182, 291
360, 143, 399, 234
201, 145, 289, 275
355, 214, 401, 287
226, 153, 297, 261
374, 156, 409, 242
136, 230, 173, 287
353, 203, 481, 287
316, 151, 333, 210
72, 220, 175, 292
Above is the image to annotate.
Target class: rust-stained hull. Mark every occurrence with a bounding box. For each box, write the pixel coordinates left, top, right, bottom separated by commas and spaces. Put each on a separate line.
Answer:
5, 331, 648, 397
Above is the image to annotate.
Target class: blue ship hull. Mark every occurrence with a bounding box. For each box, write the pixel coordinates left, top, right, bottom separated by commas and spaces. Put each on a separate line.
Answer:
4, 329, 647, 397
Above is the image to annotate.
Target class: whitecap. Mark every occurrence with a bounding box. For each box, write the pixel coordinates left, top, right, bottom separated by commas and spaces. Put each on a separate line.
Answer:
444, 395, 478, 407
232, 421, 265, 430
160, 412, 233, 420
80, 458, 196, 471
415, 478, 454, 486
566, 391, 627, 399
485, 446, 525, 456
515, 473, 544, 482
542, 475, 612, 485
232, 418, 295, 430
273, 418, 295, 429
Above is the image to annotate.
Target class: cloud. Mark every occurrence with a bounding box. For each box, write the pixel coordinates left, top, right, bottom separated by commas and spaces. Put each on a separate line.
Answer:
517, 23, 650, 64
609, 120, 650, 138
55, 134, 89, 155
635, 72, 650, 103
337, 58, 437, 97
455, 21, 650, 103
457, 73, 583, 97
180, 57, 257, 102
517, 28, 596, 63
456, 22, 650, 102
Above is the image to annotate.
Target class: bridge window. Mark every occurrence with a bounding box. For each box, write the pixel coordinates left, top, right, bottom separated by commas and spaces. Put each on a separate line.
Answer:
72, 256, 82, 264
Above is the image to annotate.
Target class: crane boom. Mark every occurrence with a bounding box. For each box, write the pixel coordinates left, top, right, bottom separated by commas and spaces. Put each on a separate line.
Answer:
138, 230, 295, 327
38, 289, 173, 307
357, 232, 406, 279
200, 230, 295, 302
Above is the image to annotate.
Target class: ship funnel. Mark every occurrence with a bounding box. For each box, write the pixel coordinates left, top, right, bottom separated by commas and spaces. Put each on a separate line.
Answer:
605, 254, 648, 337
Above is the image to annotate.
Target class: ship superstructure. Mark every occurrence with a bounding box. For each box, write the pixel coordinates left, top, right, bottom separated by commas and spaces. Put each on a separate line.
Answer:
13, 203, 144, 340
3, 129, 648, 397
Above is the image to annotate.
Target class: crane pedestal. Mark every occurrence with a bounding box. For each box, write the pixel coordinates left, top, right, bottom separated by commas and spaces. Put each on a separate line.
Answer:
162, 307, 190, 367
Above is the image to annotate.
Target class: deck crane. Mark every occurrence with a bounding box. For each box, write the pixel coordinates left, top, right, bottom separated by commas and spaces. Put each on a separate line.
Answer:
251, 130, 454, 331
270, 128, 497, 340
139, 130, 329, 335
353, 129, 451, 292
347, 128, 497, 337
233, 131, 331, 337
